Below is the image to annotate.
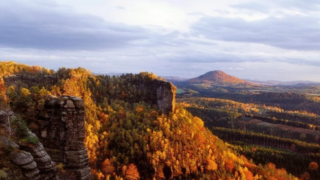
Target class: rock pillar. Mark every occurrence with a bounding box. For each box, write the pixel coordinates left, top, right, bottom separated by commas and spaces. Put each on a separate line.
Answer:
43, 96, 90, 180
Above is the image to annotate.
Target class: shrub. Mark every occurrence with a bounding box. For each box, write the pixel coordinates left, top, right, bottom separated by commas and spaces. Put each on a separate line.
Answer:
20, 136, 39, 144
12, 116, 28, 139
0, 169, 8, 179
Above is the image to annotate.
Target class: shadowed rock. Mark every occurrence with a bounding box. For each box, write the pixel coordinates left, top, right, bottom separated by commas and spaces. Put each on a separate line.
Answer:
130, 78, 176, 115
40, 95, 90, 180
11, 151, 41, 180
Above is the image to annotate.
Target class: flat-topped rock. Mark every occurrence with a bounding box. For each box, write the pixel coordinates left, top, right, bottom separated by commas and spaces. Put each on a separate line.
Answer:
41, 95, 90, 180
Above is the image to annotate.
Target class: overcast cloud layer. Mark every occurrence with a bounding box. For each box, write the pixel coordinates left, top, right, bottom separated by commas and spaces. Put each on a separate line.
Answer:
1, 0, 320, 81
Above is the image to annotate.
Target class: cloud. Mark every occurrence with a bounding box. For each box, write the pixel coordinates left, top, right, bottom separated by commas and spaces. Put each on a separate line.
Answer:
0, 0, 149, 50
276, 0, 320, 12
232, 0, 320, 13
231, 2, 269, 13
191, 15, 320, 50
1, 0, 320, 81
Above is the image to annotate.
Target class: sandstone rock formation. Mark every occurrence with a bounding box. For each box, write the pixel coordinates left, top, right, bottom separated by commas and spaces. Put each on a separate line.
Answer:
11, 151, 41, 180
4, 74, 57, 88
41, 96, 90, 180
1, 96, 90, 180
12, 141, 59, 180
156, 82, 176, 115
130, 79, 176, 114
19, 136, 58, 180
1, 112, 58, 180
4, 73, 176, 115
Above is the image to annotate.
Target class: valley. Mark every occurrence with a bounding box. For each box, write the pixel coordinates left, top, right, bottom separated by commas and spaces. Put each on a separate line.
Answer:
0, 62, 319, 179
174, 71, 320, 179
2, 0, 320, 179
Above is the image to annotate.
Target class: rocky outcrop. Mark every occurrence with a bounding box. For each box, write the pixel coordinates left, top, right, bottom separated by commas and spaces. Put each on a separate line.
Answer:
11, 151, 41, 180
0, 109, 13, 126
19, 138, 58, 180
11, 140, 59, 180
4, 73, 176, 115
156, 82, 176, 115
1, 110, 58, 180
2, 96, 90, 180
39, 96, 90, 180
3, 74, 58, 88
130, 79, 176, 114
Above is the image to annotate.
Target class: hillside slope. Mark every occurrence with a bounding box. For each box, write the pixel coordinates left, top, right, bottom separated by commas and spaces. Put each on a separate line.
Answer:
188, 70, 255, 86
0, 61, 296, 179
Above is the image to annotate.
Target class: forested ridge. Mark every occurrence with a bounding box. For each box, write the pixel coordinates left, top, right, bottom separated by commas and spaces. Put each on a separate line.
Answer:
0, 61, 299, 179
178, 97, 320, 179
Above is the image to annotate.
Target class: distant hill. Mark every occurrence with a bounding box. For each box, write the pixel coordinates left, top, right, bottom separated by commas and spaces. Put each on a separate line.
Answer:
246, 79, 320, 87
187, 70, 255, 86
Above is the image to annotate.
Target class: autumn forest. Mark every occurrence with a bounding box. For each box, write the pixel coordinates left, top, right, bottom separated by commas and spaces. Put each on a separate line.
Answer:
0, 61, 319, 180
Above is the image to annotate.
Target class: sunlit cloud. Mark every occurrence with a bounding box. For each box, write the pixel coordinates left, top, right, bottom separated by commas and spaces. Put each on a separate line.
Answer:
1, 0, 320, 81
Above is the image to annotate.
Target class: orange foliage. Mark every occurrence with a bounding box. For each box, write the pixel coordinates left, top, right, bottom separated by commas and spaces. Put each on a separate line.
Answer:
224, 159, 235, 172
117, 110, 126, 119
99, 112, 109, 124
96, 172, 105, 180
150, 110, 158, 118
267, 176, 278, 180
121, 165, 127, 176
300, 172, 310, 180
0, 82, 6, 92
135, 106, 144, 113
266, 163, 276, 170
308, 161, 319, 171
101, 159, 115, 175
205, 159, 217, 171
244, 169, 253, 180
275, 168, 290, 180
241, 155, 256, 171
0, 81, 7, 107
194, 133, 205, 145
259, 163, 292, 180
244, 161, 256, 171
125, 164, 140, 180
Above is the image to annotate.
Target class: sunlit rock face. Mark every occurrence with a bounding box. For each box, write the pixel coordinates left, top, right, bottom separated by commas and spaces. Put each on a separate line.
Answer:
156, 82, 176, 115
131, 79, 176, 114
41, 96, 90, 180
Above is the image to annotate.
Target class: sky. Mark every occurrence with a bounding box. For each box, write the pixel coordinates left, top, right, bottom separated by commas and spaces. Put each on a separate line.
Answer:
1, 0, 320, 81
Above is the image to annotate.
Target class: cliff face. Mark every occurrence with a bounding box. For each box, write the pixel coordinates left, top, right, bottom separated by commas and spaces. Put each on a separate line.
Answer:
4, 74, 58, 87
41, 96, 90, 180
1, 96, 91, 180
156, 81, 176, 115
0, 111, 58, 180
4, 73, 176, 115
13, 138, 58, 180
131, 78, 176, 114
